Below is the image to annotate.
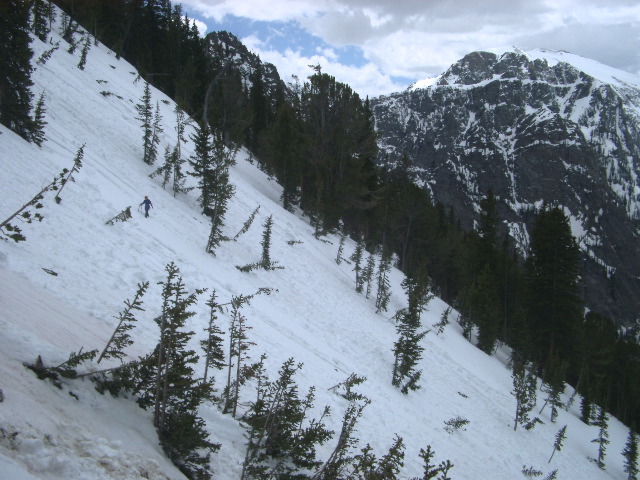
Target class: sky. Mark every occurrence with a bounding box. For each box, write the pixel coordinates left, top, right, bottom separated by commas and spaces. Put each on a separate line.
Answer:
178, 0, 640, 98
0, 5, 637, 479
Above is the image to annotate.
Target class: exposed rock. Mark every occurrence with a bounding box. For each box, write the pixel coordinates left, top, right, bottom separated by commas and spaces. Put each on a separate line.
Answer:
371, 49, 640, 327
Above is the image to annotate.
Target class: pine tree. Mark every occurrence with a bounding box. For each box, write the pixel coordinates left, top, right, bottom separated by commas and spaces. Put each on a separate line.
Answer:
241, 358, 333, 479
539, 361, 566, 423
392, 274, 431, 393
62, 15, 80, 53
336, 230, 347, 265
36, 42, 59, 66
623, 428, 639, 480
525, 206, 582, 369
548, 425, 567, 463
31, 0, 50, 42
224, 295, 257, 416
135, 82, 154, 165
171, 148, 189, 197
468, 265, 500, 355
260, 215, 274, 269
233, 206, 260, 241
149, 102, 163, 166
591, 405, 610, 469
363, 253, 376, 299
201, 290, 226, 385
77, 35, 91, 70
350, 436, 405, 480
174, 105, 189, 160
0, 0, 34, 140
512, 360, 537, 431
0, 156, 81, 242
30, 91, 47, 147
433, 307, 451, 336
149, 262, 216, 479
314, 399, 369, 480
351, 237, 365, 293
375, 251, 392, 313
97, 281, 149, 364
54, 143, 84, 203
205, 133, 236, 254
189, 121, 215, 214
151, 144, 175, 189
411, 445, 441, 480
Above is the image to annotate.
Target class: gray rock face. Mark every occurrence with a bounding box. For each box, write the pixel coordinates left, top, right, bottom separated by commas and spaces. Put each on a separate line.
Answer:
371, 49, 640, 327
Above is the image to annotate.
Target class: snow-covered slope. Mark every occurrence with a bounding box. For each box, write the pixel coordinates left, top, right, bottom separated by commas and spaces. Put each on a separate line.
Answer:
0, 15, 634, 480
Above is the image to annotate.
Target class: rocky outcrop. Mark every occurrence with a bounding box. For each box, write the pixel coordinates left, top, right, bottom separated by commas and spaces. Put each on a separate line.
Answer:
371, 49, 640, 327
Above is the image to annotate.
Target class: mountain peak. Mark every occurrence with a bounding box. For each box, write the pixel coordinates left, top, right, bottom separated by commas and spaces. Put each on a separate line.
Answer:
411, 47, 640, 91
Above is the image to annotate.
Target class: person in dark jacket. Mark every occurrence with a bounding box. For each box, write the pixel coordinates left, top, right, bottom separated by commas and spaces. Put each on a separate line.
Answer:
140, 196, 153, 217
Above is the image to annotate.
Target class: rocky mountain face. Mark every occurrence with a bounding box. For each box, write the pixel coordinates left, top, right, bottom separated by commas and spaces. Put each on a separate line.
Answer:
371, 48, 640, 327
204, 30, 286, 105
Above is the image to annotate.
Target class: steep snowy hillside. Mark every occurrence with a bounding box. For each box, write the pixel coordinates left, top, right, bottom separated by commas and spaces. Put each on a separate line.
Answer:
0, 14, 635, 480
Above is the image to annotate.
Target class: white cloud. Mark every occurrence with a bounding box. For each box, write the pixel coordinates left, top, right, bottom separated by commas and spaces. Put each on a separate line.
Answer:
182, 0, 640, 96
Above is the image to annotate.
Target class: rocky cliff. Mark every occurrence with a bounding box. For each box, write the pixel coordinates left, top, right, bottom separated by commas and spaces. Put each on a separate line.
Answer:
371, 48, 640, 327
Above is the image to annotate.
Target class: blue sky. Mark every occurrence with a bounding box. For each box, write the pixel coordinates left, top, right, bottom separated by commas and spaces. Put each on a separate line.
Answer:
180, 0, 640, 98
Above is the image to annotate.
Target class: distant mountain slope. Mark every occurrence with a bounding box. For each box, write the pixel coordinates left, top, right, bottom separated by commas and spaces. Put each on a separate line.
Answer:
371, 48, 640, 326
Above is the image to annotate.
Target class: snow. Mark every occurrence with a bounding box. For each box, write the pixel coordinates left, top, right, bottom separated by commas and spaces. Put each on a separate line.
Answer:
0, 10, 635, 480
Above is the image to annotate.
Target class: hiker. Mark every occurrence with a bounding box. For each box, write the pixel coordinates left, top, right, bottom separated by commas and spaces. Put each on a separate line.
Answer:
140, 196, 153, 217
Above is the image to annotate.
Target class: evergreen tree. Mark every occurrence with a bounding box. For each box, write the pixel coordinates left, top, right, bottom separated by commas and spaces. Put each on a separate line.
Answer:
591, 405, 610, 469
363, 253, 376, 299
36, 42, 60, 66
467, 265, 500, 355
233, 206, 261, 241
433, 307, 452, 336
260, 215, 274, 269
77, 35, 91, 70
392, 274, 431, 393
512, 360, 537, 431
0, 156, 81, 242
314, 399, 369, 480
151, 144, 175, 189
97, 281, 149, 364
350, 435, 405, 480
265, 102, 303, 212
135, 82, 154, 164
623, 428, 639, 480
148, 262, 216, 479
224, 295, 256, 416
0, 0, 34, 140
30, 91, 47, 147
336, 230, 347, 265
475, 188, 499, 268
548, 425, 567, 463
31, 0, 50, 42
241, 358, 333, 479
149, 102, 163, 165
351, 237, 365, 293
539, 361, 566, 423
54, 143, 84, 203
375, 251, 392, 314
205, 133, 236, 254
189, 120, 216, 214
525, 206, 582, 369
201, 289, 226, 385
410, 445, 441, 480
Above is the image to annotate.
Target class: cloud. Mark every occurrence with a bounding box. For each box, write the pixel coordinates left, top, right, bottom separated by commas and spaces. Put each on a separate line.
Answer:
181, 0, 640, 96
241, 34, 404, 97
